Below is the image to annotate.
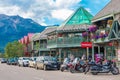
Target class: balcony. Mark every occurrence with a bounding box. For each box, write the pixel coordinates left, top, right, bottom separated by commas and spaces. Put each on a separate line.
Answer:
47, 37, 83, 48
33, 45, 39, 51
91, 27, 110, 43
39, 43, 50, 51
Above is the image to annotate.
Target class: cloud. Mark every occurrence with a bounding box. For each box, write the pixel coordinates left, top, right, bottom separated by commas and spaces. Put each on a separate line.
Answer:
0, 6, 20, 15
0, 0, 82, 25
51, 9, 74, 20
54, 0, 81, 8
85, 8, 92, 13
0, 0, 110, 26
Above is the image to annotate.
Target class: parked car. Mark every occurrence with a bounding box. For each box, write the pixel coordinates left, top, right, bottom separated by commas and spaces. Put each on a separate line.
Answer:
35, 56, 60, 70
0, 58, 7, 63
29, 57, 37, 68
18, 57, 29, 67
7, 58, 16, 65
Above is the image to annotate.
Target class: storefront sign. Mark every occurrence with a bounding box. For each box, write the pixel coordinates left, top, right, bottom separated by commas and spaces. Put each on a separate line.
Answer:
81, 42, 92, 48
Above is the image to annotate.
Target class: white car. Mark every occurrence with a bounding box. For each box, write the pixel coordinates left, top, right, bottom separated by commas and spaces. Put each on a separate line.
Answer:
29, 57, 37, 68
18, 57, 29, 67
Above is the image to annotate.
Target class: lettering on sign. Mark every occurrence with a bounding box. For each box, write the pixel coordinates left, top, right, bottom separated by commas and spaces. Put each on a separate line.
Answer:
81, 42, 92, 48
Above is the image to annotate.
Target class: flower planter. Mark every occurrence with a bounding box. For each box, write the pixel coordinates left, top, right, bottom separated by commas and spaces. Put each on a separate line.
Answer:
89, 25, 97, 32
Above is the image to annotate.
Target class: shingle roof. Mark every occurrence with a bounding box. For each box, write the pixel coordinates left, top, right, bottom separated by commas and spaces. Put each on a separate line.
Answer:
57, 24, 90, 33
92, 0, 120, 22
57, 7, 93, 32
39, 26, 57, 39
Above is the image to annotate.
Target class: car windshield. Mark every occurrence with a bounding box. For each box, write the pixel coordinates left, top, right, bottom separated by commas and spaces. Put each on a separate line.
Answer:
44, 57, 57, 61
23, 58, 29, 60
1, 58, 5, 60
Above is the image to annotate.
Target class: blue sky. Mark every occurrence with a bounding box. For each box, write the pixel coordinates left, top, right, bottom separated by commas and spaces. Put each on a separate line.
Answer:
0, 0, 110, 26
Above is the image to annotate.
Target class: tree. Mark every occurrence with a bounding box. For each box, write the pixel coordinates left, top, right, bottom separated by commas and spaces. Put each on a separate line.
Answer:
0, 53, 5, 58
4, 41, 25, 58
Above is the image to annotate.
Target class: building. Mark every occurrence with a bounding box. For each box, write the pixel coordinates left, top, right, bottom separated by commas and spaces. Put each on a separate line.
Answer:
19, 33, 34, 56
39, 27, 57, 56
47, 7, 93, 61
91, 0, 120, 65
31, 27, 57, 56
31, 33, 41, 56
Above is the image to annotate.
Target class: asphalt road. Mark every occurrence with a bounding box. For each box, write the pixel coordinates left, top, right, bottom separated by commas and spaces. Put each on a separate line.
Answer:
0, 63, 120, 80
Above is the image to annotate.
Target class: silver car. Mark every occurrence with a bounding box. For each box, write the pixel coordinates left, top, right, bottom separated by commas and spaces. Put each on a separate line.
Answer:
18, 57, 29, 67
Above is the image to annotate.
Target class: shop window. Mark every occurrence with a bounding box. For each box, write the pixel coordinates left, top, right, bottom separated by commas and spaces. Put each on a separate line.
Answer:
106, 46, 116, 60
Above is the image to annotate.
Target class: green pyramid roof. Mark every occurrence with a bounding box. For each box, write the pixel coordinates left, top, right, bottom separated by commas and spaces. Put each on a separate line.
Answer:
61, 7, 93, 26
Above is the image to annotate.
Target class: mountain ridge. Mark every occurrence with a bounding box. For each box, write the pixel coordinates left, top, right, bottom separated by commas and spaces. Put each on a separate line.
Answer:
0, 14, 46, 53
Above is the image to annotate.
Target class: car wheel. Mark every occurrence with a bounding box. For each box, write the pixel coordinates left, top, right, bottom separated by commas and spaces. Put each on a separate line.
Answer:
57, 67, 60, 70
18, 64, 20, 67
60, 67, 64, 72
29, 65, 31, 68
91, 72, 98, 75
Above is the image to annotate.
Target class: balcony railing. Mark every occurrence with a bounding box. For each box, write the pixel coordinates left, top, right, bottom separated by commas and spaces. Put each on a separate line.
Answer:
33, 45, 39, 50
40, 43, 47, 48
91, 27, 110, 43
47, 37, 83, 48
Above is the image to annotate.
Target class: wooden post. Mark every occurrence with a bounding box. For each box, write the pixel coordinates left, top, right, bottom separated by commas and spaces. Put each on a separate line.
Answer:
104, 46, 106, 60
87, 47, 89, 60
92, 43, 94, 61
59, 48, 62, 62
98, 46, 100, 54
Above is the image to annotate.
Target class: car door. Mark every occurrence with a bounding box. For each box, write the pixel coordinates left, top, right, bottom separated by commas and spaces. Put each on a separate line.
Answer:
18, 58, 22, 65
37, 57, 42, 68
38, 57, 44, 69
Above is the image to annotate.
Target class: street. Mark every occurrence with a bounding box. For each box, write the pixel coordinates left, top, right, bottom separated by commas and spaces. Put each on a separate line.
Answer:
0, 63, 120, 80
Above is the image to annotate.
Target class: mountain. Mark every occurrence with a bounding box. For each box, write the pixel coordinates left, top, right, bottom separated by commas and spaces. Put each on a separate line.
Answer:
0, 14, 46, 53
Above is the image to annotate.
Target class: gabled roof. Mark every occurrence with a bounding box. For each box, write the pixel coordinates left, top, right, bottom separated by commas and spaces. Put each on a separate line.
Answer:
109, 21, 120, 40
31, 33, 41, 41
39, 26, 57, 40
57, 7, 93, 31
92, 0, 120, 22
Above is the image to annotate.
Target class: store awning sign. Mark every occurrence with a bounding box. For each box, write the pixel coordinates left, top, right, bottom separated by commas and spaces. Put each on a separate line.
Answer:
81, 42, 92, 48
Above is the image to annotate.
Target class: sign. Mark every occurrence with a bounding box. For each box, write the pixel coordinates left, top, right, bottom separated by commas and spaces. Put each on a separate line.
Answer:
108, 42, 113, 46
81, 42, 92, 48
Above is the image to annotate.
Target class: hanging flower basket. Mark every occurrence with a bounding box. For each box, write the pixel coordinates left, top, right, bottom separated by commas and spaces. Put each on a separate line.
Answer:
99, 33, 104, 38
103, 33, 108, 38
89, 25, 97, 32
95, 35, 100, 39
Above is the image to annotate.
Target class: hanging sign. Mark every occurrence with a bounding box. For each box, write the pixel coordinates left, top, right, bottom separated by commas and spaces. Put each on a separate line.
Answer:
81, 42, 92, 48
